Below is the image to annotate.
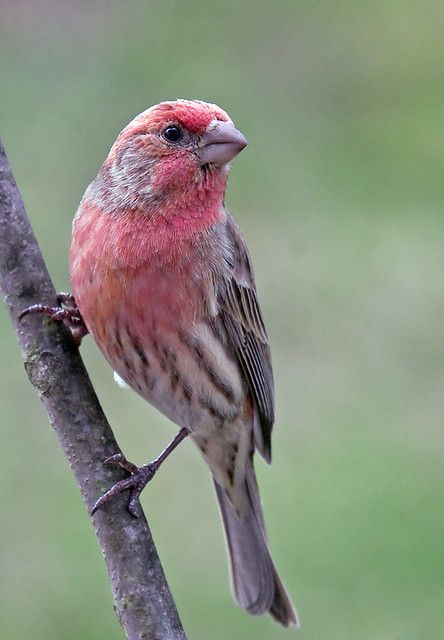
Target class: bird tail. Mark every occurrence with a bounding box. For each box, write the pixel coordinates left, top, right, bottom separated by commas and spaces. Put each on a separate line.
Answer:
213, 458, 298, 627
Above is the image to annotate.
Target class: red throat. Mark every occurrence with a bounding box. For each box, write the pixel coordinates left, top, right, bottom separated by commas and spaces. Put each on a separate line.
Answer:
76, 167, 227, 273
150, 158, 228, 227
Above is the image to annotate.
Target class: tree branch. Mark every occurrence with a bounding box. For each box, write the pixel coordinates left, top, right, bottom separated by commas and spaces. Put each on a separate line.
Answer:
0, 140, 187, 640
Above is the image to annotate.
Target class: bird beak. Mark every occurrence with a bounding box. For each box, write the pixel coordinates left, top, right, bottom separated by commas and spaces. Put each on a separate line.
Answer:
198, 120, 248, 165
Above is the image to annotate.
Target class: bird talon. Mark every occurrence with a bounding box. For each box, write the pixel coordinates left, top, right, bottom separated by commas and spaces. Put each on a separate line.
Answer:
103, 453, 126, 466
90, 475, 136, 516
56, 292, 77, 308
104, 453, 139, 475
19, 293, 88, 346
91, 459, 157, 517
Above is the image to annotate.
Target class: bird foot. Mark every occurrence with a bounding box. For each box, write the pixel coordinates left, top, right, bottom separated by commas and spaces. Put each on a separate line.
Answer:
91, 454, 158, 518
91, 427, 189, 518
19, 292, 88, 346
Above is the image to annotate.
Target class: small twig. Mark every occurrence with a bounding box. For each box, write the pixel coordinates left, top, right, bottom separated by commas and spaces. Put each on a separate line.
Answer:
0, 139, 187, 640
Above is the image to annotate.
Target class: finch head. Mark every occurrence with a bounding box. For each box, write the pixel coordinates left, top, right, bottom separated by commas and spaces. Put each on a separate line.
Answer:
88, 100, 247, 218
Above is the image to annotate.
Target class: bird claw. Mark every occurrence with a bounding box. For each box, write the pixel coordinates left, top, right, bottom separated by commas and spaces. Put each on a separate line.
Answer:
56, 292, 77, 308
91, 456, 157, 518
91, 429, 189, 518
104, 453, 139, 475
19, 292, 88, 346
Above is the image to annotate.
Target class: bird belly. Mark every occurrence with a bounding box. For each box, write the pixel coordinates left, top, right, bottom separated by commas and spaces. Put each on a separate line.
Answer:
74, 263, 245, 437
103, 311, 251, 507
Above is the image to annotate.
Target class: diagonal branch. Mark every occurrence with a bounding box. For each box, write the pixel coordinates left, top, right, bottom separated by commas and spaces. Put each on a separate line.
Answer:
0, 140, 187, 640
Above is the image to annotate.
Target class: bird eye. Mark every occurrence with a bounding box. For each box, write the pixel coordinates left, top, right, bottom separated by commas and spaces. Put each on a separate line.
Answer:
162, 125, 183, 143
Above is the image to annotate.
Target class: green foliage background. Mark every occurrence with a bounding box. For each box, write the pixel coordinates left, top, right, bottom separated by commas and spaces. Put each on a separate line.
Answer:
1, 2, 442, 639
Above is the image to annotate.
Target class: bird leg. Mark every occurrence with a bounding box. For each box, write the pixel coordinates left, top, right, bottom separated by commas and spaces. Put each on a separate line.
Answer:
19, 292, 88, 346
91, 426, 190, 518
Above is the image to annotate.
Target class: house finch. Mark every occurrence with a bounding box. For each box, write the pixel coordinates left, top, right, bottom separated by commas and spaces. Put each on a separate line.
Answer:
67, 100, 297, 626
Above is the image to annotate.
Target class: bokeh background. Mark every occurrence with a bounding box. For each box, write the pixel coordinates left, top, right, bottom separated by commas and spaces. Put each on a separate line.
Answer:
1, 2, 443, 639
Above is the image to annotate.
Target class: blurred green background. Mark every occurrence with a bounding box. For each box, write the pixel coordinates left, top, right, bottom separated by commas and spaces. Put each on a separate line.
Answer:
1, 1, 443, 639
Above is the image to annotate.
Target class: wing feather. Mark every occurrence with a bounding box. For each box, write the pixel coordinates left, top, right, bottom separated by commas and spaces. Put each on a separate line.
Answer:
216, 215, 275, 462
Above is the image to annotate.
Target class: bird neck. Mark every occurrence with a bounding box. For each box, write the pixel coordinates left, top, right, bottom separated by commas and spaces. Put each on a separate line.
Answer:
87, 159, 228, 232
76, 168, 228, 272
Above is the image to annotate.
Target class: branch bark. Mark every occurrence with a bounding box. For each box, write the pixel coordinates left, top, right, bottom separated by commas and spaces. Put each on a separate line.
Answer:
0, 140, 187, 640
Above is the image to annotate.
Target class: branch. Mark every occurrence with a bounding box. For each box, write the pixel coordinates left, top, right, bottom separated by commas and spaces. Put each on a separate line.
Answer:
0, 140, 187, 640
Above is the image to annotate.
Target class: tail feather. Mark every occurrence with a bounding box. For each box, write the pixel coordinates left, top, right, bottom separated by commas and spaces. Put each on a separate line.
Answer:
269, 569, 299, 626
214, 460, 298, 627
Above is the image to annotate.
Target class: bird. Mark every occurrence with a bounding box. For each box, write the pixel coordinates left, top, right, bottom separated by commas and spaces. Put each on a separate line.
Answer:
30, 99, 297, 626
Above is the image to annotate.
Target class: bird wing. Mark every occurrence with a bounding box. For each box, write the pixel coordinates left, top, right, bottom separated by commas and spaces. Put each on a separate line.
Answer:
214, 214, 275, 462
